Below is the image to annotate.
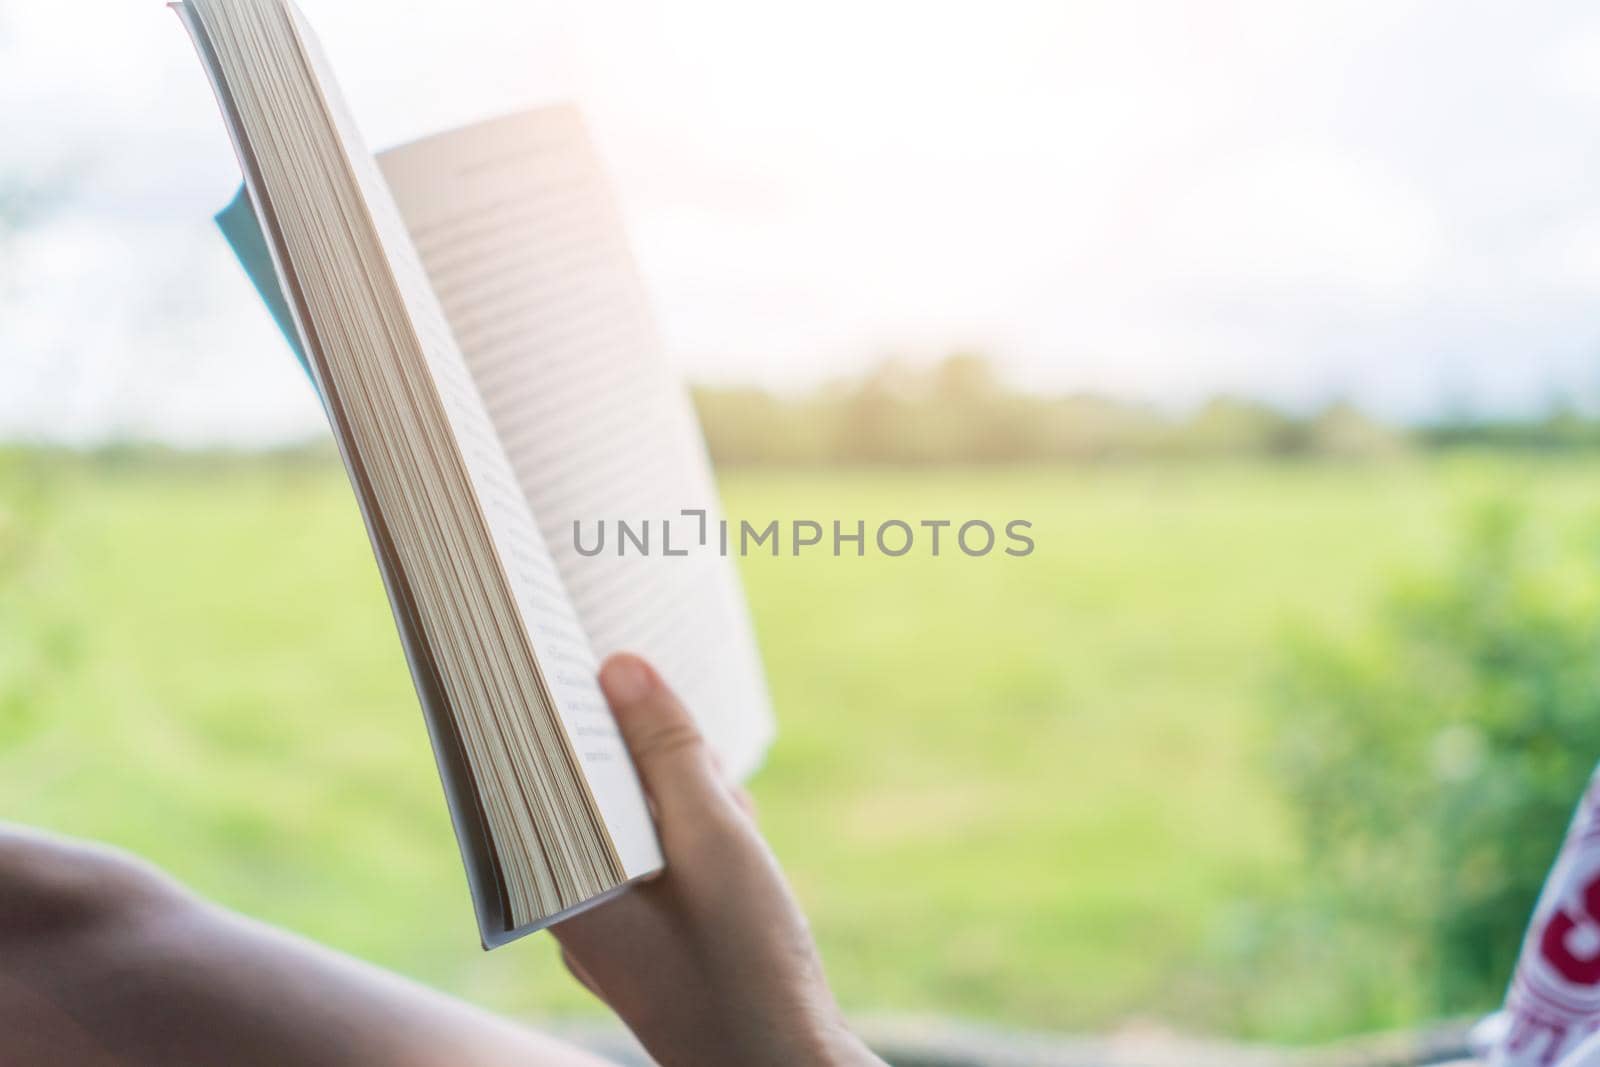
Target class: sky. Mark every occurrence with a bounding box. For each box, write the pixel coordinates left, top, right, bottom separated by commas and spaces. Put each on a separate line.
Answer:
6, 0, 1600, 444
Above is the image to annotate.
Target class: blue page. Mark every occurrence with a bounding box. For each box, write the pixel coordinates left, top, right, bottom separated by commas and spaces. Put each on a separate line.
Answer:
214, 185, 315, 387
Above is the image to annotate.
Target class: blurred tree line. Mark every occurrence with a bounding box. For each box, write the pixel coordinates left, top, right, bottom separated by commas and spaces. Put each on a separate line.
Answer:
694, 354, 1600, 466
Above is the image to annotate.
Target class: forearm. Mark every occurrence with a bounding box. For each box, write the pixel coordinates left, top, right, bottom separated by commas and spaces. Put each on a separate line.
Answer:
0, 828, 610, 1067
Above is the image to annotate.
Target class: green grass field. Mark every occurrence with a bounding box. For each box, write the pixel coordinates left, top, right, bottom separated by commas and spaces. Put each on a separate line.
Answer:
2, 453, 1594, 1039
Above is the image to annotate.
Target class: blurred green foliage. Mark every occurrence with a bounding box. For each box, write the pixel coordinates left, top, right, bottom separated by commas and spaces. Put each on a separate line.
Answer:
4, 449, 1596, 1040
0, 448, 76, 743
1265, 497, 1600, 1034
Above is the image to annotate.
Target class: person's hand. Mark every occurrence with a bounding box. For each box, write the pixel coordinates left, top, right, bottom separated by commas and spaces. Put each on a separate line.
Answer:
553, 654, 883, 1067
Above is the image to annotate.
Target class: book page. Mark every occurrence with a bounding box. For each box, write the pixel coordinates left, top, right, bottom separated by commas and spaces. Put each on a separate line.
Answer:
379, 108, 775, 779
276, 5, 661, 881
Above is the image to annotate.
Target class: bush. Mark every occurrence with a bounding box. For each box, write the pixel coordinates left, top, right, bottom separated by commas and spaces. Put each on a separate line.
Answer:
1267, 500, 1600, 1032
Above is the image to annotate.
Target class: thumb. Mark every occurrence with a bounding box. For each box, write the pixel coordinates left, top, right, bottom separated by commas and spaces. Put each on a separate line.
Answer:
598, 653, 724, 820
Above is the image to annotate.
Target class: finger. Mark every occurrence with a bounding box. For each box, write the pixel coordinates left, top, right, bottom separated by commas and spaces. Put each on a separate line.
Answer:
598, 653, 725, 820
730, 786, 756, 821
552, 877, 653, 957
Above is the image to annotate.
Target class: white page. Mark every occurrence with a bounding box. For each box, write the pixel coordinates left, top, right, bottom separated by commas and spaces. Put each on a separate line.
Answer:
379, 108, 775, 779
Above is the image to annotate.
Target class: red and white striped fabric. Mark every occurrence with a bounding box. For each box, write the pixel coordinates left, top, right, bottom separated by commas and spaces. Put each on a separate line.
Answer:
1490, 770, 1600, 1066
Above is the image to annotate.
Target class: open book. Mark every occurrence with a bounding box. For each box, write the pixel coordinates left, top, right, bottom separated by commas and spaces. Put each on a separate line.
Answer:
174, 0, 774, 947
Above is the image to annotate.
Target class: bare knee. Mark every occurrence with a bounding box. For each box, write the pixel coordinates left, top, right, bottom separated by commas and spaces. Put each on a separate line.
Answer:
0, 825, 190, 940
